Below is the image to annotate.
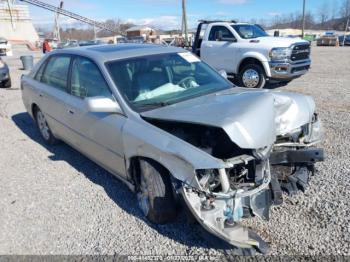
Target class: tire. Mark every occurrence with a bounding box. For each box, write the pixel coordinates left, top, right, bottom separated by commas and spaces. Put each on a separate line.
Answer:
34, 107, 58, 145
239, 64, 266, 88
1, 78, 11, 88
137, 159, 177, 224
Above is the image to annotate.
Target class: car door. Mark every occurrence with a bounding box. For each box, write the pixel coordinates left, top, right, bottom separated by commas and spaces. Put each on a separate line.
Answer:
34, 55, 72, 140
64, 56, 127, 177
201, 25, 238, 72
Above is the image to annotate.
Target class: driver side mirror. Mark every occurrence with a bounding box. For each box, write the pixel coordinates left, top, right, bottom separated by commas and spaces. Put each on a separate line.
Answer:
85, 97, 123, 114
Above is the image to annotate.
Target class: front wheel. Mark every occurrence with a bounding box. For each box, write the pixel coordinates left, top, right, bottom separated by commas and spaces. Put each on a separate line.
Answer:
137, 159, 177, 224
239, 64, 266, 88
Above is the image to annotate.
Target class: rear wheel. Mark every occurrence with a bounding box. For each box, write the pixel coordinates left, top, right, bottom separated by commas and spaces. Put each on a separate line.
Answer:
136, 159, 177, 224
34, 107, 58, 145
239, 64, 266, 88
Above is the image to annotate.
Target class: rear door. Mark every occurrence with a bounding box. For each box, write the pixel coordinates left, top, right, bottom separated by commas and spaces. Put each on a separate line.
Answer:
65, 56, 127, 177
34, 55, 72, 140
201, 25, 238, 72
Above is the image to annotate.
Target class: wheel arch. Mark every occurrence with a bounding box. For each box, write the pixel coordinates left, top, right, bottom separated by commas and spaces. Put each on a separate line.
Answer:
237, 54, 271, 77
31, 103, 39, 119
128, 156, 180, 189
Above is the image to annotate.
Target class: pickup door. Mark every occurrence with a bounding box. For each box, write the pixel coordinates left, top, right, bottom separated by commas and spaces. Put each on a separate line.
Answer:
201, 25, 238, 73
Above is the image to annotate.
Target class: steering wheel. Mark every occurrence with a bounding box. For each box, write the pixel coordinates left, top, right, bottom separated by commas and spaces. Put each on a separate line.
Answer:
178, 76, 196, 89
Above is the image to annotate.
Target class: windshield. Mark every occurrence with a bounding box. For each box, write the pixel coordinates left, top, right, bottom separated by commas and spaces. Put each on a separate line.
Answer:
232, 24, 268, 39
107, 52, 232, 112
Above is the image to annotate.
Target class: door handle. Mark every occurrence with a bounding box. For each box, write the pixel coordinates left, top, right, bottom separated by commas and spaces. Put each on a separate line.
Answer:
68, 109, 75, 115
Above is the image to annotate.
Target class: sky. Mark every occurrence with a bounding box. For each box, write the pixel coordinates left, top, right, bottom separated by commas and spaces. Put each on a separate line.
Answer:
24, 0, 341, 30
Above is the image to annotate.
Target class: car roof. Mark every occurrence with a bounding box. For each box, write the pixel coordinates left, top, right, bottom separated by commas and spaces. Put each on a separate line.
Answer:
51, 43, 187, 63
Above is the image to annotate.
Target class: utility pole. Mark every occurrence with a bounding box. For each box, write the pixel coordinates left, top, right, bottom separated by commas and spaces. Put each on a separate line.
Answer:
53, 1, 63, 42
6, 0, 15, 30
301, 0, 306, 38
182, 0, 188, 47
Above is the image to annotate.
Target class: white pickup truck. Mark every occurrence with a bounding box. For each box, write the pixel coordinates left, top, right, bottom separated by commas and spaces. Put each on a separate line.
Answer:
192, 21, 311, 88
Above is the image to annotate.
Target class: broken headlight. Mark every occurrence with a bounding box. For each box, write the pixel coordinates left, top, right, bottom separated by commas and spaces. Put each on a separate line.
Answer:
305, 114, 323, 143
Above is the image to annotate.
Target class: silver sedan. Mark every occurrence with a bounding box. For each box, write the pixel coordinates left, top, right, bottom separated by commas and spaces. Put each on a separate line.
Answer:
21, 44, 324, 253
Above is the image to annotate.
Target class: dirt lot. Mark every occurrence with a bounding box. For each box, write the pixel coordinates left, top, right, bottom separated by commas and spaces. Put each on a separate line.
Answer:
0, 46, 349, 257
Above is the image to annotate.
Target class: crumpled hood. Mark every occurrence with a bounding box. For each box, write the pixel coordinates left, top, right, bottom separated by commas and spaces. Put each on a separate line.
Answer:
141, 88, 316, 149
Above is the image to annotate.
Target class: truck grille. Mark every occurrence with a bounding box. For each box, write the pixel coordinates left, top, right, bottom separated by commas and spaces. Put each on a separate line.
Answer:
291, 44, 310, 61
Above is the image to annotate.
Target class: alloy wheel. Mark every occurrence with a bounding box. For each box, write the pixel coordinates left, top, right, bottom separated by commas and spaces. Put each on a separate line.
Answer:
36, 111, 50, 141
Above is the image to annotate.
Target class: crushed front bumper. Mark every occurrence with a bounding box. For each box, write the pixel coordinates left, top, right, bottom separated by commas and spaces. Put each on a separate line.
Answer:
181, 159, 272, 252
270, 148, 325, 165
269, 59, 311, 80
180, 147, 324, 253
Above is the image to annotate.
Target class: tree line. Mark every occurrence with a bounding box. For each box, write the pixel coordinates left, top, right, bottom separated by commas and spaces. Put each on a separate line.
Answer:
265, 0, 350, 30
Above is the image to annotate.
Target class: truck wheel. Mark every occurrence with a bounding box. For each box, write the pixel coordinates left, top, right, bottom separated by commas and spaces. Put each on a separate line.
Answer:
137, 159, 177, 224
34, 107, 59, 145
239, 64, 266, 88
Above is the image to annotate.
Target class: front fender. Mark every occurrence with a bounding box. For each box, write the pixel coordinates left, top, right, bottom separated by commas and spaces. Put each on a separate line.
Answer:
122, 119, 229, 188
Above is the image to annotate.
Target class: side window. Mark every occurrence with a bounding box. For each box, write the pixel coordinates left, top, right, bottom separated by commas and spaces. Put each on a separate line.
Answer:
208, 26, 234, 41
42, 56, 70, 91
34, 61, 46, 82
70, 57, 112, 99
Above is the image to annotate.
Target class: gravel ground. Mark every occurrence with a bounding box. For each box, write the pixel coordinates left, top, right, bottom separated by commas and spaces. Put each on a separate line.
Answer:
0, 46, 349, 257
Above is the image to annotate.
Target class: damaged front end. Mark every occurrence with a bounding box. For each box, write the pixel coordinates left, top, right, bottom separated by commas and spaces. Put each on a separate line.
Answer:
140, 90, 325, 253
271, 112, 324, 195
181, 155, 272, 252
181, 139, 324, 252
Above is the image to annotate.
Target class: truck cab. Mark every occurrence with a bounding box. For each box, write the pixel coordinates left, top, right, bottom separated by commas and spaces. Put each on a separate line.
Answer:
193, 21, 311, 88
